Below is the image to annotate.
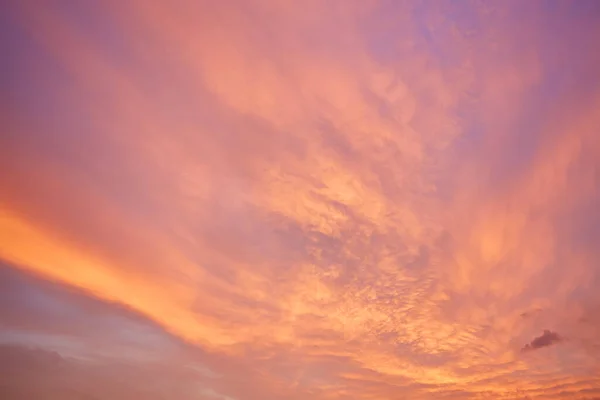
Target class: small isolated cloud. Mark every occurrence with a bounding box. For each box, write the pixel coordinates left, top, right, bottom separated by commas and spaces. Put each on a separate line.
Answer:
522, 330, 562, 352
520, 308, 542, 319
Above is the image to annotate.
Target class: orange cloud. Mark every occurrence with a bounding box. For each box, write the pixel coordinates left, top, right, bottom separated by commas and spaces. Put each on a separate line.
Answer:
1, 0, 600, 398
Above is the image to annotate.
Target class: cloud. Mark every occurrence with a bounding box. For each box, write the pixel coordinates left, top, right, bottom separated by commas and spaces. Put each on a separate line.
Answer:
0, 344, 224, 400
0, 267, 321, 400
521, 330, 563, 352
1, 0, 600, 399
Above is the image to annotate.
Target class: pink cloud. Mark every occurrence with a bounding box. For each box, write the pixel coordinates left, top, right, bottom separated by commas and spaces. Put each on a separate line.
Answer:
1, 0, 600, 398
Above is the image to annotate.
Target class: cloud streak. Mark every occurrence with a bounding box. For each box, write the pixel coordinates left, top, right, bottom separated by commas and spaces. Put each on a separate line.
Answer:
1, 0, 600, 398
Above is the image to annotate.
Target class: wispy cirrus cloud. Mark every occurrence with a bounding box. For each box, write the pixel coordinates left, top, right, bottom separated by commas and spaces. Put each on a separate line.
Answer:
1, 0, 600, 398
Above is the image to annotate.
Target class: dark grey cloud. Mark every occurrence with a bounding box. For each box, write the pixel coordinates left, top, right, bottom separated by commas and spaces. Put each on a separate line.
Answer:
521, 330, 562, 352
0, 264, 182, 359
0, 344, 216, 400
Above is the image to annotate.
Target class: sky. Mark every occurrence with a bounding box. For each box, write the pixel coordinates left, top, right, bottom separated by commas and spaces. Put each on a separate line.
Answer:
1, 0, 600, 399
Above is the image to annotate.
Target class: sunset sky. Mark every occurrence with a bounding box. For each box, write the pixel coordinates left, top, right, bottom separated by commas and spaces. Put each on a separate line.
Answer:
1, 1, 600, 399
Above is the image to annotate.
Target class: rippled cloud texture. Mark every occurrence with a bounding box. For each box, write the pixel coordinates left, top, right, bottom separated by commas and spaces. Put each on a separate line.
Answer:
1, 1, 600, 399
